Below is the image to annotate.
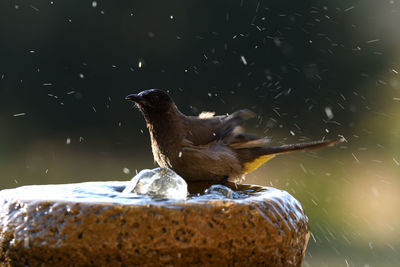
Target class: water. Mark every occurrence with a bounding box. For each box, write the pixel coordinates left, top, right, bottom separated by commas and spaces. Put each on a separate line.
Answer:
0, 179, 294, 206
120, 167, 272, 201
123, 167, 188, 199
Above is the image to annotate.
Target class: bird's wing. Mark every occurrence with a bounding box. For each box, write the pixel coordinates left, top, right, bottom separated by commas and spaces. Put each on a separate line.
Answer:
183, 109, 256, 145
229, 136, 271, 149
180, 142, 242, 180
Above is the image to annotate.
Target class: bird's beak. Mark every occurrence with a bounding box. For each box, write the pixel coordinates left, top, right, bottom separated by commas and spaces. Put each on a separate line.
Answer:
125, 94, 144, 103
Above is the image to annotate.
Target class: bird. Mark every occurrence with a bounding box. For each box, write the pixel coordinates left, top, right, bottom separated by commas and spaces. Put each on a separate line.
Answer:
126, 89, 344, 183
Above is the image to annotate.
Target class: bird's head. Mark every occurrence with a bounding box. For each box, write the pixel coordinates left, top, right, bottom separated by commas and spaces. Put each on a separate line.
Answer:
126, 89, 175, 117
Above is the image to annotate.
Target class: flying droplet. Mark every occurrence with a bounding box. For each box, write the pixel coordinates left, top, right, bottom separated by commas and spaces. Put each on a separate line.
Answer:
324, 107, 334, 119
240, 56, 247, 65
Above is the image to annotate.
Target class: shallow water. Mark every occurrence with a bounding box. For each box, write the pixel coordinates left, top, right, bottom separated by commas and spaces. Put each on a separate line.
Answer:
0, 181, 291, 205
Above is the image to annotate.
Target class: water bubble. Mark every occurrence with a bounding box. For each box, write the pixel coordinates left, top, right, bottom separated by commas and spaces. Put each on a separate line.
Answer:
123, 168, 187, 199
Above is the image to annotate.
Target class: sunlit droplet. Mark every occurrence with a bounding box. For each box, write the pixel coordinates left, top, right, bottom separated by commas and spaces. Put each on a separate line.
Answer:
324, 107, 334, 119
240, 56, 247, 65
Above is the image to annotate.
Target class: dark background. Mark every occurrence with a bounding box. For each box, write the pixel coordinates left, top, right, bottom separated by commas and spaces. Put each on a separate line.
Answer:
1, 0, 399, 266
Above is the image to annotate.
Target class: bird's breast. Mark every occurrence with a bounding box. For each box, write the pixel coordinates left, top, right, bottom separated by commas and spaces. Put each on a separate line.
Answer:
148, 128, 183, 168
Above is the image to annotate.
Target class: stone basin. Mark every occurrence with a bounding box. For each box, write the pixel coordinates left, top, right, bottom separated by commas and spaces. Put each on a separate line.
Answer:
0, 182, 310, 266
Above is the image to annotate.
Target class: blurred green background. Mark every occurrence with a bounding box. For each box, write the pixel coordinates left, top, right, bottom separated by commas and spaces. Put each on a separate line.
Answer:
0, 0, 399, 266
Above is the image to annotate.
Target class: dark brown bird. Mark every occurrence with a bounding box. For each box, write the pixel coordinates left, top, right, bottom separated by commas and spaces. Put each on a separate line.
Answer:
126, 89, 343, 183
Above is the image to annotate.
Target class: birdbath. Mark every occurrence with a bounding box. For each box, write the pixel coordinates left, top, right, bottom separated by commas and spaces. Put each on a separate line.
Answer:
0, 169, 310, 266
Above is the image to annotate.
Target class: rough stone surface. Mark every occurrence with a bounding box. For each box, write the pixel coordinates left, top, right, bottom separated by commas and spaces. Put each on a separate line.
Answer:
0, 182, 309, 266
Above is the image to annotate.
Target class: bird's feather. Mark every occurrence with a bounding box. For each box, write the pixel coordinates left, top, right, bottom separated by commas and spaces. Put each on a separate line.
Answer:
179, 143, 242, 181
184, 109, 256, 145
229, 137, 271, 149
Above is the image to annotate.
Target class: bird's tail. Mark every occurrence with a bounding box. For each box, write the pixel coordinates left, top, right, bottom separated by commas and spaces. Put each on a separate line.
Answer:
238, 137, 344, 174
260, 137, 345, 156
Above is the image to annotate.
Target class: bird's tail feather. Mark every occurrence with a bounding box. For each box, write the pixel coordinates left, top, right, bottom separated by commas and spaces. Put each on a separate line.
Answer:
261, 137, 344, 155
239, 137, 344, 174
235, 137, 345, 173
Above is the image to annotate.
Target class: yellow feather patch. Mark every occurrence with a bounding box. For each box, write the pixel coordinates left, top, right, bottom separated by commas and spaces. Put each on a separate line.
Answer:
243, 154, 275, 174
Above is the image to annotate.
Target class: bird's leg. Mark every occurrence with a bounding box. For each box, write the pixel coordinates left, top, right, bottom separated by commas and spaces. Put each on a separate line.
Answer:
221, 176, 229, 185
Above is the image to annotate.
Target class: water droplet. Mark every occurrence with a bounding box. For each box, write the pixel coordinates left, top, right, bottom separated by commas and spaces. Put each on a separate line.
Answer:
324, 107, 334, 119
240, 56, 247, 65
